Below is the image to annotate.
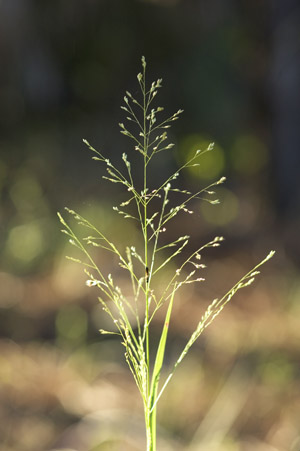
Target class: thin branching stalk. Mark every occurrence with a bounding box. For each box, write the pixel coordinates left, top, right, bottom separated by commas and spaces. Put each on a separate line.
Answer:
58, 57, 274, 450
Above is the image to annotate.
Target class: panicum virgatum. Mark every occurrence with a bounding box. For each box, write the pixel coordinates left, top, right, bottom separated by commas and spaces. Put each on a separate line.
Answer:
58, 57, 274, 451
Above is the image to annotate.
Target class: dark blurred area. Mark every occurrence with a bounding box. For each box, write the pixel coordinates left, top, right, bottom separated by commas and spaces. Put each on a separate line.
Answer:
0, 1, 300, 450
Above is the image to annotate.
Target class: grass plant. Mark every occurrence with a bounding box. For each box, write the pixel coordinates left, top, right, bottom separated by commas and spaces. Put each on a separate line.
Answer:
58, 57, 274, 450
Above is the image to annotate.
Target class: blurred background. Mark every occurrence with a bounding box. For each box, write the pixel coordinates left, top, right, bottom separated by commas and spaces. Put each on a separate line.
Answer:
1, 1, 300, 450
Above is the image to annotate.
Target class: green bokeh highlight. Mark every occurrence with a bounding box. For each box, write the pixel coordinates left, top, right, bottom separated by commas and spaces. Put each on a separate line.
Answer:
6, 221, 45, 263
179, 134, 225, 181
200, 187, 239, 226
258, 354, 295, 388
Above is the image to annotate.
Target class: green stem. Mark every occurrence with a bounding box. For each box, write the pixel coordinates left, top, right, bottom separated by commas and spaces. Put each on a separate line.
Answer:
142, 60, 156, 449
144, 125, 150, 382
145, 406, 156, 451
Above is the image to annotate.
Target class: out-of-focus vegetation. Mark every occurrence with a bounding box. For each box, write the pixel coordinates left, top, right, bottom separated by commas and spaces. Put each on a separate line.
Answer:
1, 1, 300, 450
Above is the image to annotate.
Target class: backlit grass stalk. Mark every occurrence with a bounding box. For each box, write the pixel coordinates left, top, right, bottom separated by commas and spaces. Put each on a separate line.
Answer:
58, 57, 274, 451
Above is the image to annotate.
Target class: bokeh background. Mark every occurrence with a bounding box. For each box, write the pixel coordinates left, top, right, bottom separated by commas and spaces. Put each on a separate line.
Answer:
1, 1, 300, 450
